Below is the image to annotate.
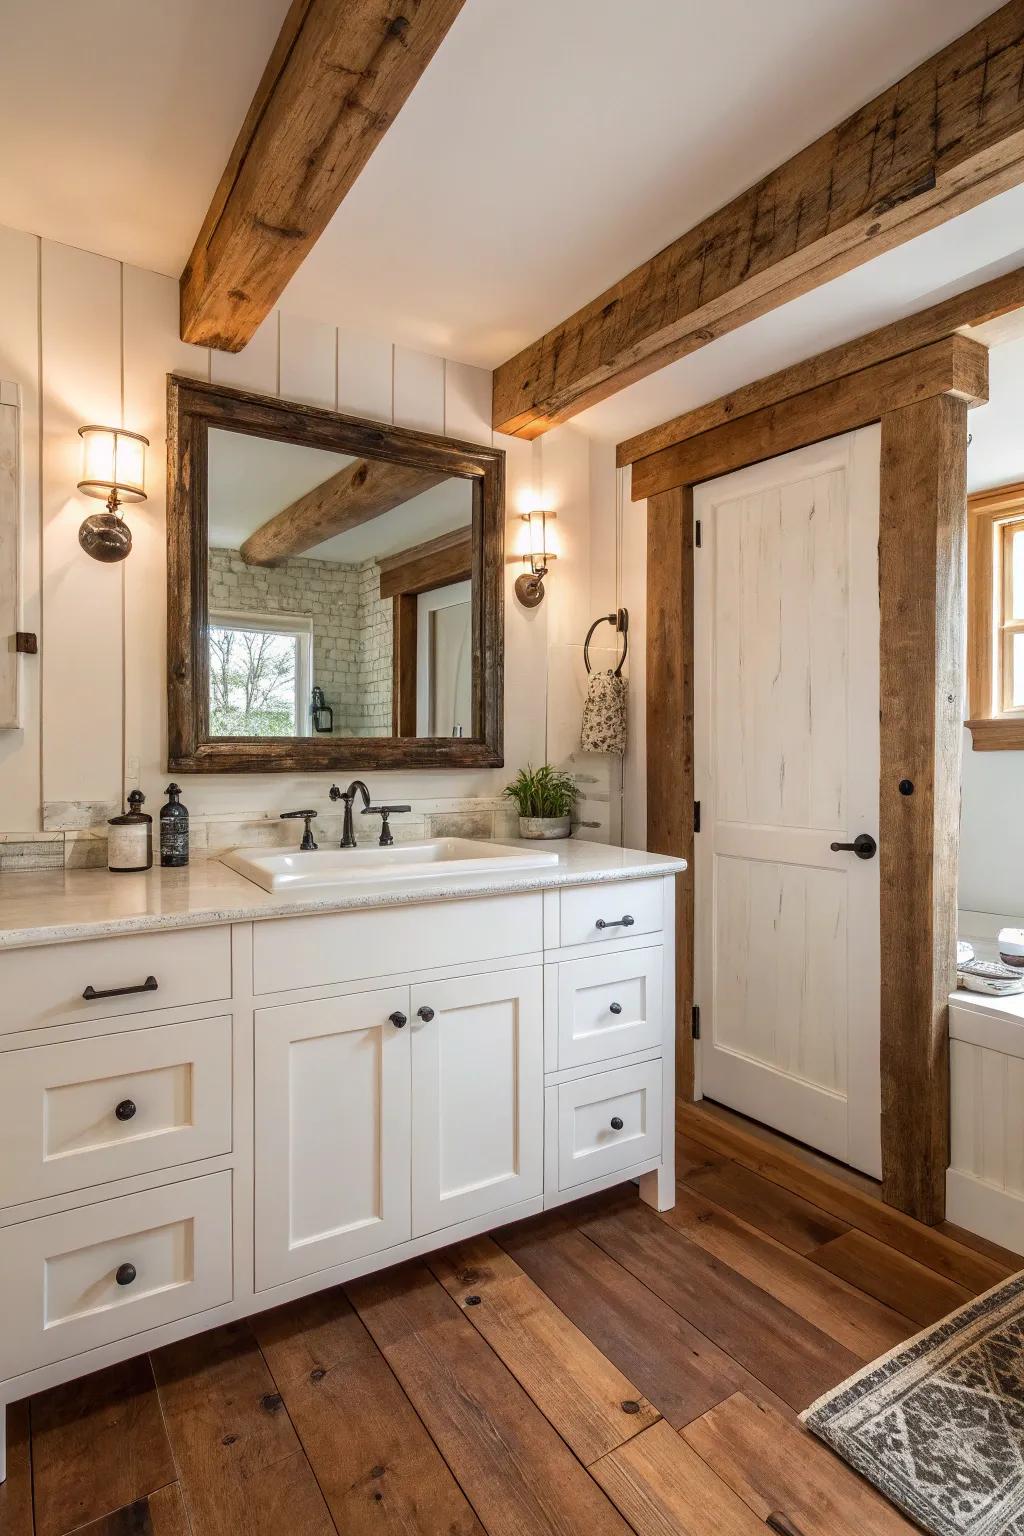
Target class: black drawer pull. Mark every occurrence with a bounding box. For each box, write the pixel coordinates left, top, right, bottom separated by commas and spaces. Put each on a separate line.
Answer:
596, 916, 634, 930
389, 1011, 407, 1029
417, 1006, 435, 1023
609, 1002, 623, 1015
115, 1263, 137, 1287
115, 1099, 137, 1122
83, 976, 158, 1002
610, 1116, 624, 1131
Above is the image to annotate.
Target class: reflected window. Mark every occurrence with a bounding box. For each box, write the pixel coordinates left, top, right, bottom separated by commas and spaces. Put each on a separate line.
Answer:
208, 613, 313, 737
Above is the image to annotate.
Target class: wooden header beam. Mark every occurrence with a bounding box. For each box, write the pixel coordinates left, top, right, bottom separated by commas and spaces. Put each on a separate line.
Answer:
181, 0, 466, 351
239, 458, 445, 565
630, 334, 988, 501
378, 527, 472, 597
493, 1, 1024, 439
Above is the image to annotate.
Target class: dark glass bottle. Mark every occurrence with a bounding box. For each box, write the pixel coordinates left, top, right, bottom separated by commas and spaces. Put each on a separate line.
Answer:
159, 783, 190, 867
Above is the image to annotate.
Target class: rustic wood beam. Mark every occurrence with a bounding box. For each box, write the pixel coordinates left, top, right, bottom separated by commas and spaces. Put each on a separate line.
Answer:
379, 527, 472, 598
239, 458, 445, 566
630, 334, 988, 500
181, 0, 466, 350
618, 264, 1024, 467
645, 487, 695, 1104
493, 1, 1024, 438
879, 392, 966, 1221
392, 592, 418, 735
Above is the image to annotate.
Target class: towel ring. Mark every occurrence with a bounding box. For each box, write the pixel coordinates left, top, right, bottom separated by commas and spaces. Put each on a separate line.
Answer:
584, 608, 629, 676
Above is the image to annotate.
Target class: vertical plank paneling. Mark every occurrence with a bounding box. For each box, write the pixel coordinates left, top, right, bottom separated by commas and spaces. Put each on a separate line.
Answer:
122, 265, 208, 804
338, 331, 393, 422
279, 313, 337, 409
620, 483, 647, 850
500, 431, 547, 776
444, 360, 492, 446
40, 240, 123, 811
394, 346, 444, 434
0, 227, 42, 831
646, 486, 694, 1099
879, 393, 967, 1221
210, 310, 279, 394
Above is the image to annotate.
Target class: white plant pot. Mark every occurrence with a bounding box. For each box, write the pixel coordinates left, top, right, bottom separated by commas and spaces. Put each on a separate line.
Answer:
518, 815, 571, 840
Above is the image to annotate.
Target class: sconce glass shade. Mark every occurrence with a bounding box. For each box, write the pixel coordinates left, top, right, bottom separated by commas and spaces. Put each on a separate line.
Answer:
77, 426, 149, 505
514, 510, 557, 608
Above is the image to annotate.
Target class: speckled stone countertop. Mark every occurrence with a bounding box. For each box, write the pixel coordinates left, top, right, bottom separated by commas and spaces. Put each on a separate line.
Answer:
0, 839, 686, 949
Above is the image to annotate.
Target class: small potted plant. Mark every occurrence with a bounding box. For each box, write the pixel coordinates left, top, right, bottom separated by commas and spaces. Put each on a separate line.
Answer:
504, 764, 578, 839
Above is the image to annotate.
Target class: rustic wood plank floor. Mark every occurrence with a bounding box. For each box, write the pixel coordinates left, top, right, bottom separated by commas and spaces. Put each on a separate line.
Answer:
6, 1109, 1019, 1536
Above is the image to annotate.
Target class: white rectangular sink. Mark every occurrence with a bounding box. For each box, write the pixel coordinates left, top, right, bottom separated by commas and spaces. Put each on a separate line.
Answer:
222, 837, 561, 894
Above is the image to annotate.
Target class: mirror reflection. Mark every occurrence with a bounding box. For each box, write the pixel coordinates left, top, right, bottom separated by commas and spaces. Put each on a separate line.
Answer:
205, 428, 475, 740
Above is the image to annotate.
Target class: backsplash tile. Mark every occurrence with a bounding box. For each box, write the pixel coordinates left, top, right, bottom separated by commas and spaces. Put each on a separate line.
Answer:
0, 836, 64, 872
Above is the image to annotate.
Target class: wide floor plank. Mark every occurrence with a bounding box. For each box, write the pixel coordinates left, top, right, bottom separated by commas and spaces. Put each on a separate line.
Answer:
810, 1228, 973, 1325
683, 1392, 916, 1534
30, 1356, 175, 1536
580, 1193, 861, 1409
348, 1262, 633, 1536
67, 1485, 192, 1536
429, 1235, 660, 1463
0, 1401, 34, 1536
664, 1186, 915, 1359
496, 1210, 798, 1426
151, 1320, 336, 1536
253, 1286, 484, 1536
679, 1134, 849, 1254
684, 1105, 1012, 1291
590, 1419, 765, 1536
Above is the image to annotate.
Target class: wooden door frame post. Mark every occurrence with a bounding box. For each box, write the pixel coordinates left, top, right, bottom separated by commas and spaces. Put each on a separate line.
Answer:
639, 338, 986, 1223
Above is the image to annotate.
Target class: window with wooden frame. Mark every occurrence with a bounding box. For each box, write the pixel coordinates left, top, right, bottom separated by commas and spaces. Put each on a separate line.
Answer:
967, 481, 1024, 750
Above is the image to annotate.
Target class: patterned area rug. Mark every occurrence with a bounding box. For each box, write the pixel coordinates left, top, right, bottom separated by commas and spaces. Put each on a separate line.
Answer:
803, 1270, 1024, 1536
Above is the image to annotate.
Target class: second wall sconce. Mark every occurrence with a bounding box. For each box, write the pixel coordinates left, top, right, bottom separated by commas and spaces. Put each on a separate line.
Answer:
77, 424, 149, 562
513, 509, 557, 608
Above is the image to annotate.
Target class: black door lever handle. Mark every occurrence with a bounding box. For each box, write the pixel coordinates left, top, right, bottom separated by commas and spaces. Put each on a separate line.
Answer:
830, 833, 877, 860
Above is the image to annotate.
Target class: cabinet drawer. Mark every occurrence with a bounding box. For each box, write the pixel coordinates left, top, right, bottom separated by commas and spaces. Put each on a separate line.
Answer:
0, 1016, 232, 1207
559, 879, 663, 949
252, 892, 542, 995
0, 926, 232, 1034
552, 1060, 662, 1191
0, 1172, 233, 1377
555, 947, 663, 1070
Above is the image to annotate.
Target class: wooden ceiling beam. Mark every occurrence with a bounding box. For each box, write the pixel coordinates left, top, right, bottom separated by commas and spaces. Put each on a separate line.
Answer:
492, 0, 1024, 439
181, 0, 466, 351
378, 527, 473, 597
239, 457, 445, 565
618, 264, 1024, 467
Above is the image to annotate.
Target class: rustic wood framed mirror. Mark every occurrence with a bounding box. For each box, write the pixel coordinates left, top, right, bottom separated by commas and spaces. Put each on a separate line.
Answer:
166, 375, 504, 772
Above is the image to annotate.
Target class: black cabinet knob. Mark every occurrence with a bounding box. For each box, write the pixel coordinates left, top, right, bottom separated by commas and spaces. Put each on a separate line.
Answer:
609, 1002, 623, 1015
389, 1011, 407, 1029
115, 1263, 137, 1287
115, 1099, 137, 1121
610, 1116, 624, 1131
417, 1006, 435, 1022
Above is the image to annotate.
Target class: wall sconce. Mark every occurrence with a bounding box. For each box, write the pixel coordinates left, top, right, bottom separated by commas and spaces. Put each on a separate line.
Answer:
513, 509, 557, 608
77, 425, 149, 563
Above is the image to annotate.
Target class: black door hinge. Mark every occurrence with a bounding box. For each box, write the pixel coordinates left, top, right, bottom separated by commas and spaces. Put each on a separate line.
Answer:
691, 1005, 701, 1040
695, 519, 702, 548
693, 800, 701, 834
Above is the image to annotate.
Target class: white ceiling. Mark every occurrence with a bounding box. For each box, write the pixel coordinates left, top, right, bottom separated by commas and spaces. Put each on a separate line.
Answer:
0, 0, 1000, 369
207, 429, 473, 563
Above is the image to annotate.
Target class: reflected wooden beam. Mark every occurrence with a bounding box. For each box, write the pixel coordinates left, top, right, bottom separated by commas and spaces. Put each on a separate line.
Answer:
493, 1, 1024, 437
240, 458, 445, 566
181, 0, 466, 350
379, 527, 472, 598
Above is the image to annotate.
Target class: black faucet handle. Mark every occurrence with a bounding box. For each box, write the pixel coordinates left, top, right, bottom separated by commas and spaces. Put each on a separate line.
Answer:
364, 804, 412, 847
280, 810, 318, 851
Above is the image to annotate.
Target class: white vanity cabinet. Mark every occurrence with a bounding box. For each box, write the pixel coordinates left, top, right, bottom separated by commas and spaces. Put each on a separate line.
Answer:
0, 862, 678, 1481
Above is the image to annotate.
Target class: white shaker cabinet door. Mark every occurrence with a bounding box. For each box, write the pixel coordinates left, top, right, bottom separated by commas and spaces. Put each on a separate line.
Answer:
254, 987, 412, 1289
410, 966, 544, 1236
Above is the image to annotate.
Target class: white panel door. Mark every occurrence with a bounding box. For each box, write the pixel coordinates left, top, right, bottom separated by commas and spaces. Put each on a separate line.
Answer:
254, 988, 411, 1289
411, 966, 543, 1235
694, 427, 881, 1176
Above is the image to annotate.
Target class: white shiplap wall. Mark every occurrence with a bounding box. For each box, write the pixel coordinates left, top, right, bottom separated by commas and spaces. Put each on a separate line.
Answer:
0, 222, 608, 837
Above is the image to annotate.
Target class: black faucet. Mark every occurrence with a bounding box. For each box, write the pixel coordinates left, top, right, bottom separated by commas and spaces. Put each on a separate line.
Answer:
330, 781, 370, 848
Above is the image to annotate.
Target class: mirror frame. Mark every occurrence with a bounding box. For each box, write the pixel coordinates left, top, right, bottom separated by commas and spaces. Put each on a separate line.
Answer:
166, 374, 504, 772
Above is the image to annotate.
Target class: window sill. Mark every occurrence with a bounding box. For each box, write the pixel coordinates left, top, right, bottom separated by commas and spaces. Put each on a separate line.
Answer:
965, 717, 1024, 750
